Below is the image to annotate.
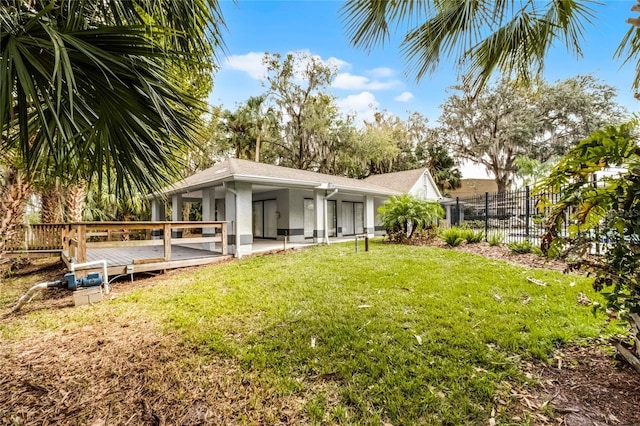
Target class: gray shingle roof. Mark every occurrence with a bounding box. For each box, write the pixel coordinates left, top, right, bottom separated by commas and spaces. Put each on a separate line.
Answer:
363, 168, 428, 193
161, 158, 401, 196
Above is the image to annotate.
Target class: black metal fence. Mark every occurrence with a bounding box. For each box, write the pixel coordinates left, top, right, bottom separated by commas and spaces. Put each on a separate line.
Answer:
447, 186, 567, 245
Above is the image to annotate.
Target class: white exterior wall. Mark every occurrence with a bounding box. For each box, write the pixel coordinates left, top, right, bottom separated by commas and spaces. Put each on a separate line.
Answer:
407, 171, 442, 201
253, 189, 289, 240
224, 181, 253, 256
201, 187, 217, 250
374, 198, 386, 236
287, 188, 311, 242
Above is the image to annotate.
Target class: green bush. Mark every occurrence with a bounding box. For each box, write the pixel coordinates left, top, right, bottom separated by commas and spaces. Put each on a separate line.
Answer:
378, 195, 444, 242
507, 239, 534, 254
487, 231, 504, 246
441, 227, 465, 247
538, 120, 640, 314
462, 228, 484, 244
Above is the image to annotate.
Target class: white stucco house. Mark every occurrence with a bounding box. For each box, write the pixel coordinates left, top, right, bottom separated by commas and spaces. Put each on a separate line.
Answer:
150, 159, 441, 256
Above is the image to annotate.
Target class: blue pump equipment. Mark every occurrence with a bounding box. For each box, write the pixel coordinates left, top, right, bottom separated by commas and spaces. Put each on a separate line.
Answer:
12, 260, 110, 312
63, 271, 103, 290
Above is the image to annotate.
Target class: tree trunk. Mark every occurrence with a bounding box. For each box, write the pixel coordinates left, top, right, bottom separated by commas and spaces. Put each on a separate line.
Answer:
255, 133, 261, 163
65, 183, 86, 223
0, 167, 32, 255
41, 182, 64, 223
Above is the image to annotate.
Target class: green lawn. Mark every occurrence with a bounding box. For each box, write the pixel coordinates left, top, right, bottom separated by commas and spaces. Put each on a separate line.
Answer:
1, 241, 620, 425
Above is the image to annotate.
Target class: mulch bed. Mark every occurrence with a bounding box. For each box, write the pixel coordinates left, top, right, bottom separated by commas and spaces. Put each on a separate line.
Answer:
530, 345, 640, 426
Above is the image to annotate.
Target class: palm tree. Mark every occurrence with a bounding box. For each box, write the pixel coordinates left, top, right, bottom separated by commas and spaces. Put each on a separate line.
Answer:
340, 1, 640, 95
0, 0, 224, 251
242, 95, 279, 163
421, 145, 462, 196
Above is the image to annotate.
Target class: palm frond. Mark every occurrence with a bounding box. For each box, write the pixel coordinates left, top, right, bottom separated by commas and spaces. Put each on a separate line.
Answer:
0, 0, 224, 196
341, 0, 599, 94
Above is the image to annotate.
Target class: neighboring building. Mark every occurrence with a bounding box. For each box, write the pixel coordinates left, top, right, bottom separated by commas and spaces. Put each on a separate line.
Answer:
150, 159, 441, 256
448, 179, 498, 198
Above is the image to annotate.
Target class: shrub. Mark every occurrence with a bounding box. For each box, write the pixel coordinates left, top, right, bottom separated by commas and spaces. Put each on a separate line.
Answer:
378, 195, 444, 242
463, 228, 484, 244
507, 239, 534, 254
538, 120, 640, 313
487, 231, 504, 246
441, 227, 465, 247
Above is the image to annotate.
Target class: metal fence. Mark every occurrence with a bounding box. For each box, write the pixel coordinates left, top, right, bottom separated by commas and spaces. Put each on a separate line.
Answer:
447, 186, 567, 245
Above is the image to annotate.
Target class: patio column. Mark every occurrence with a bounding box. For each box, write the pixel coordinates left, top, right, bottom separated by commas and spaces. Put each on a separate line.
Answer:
225, 182, 253, 257
151, 199, 165, 239
365, 195, 375, 237
202, 187, 216, 250
314, 190, 325, 244
171, 193, 183, 238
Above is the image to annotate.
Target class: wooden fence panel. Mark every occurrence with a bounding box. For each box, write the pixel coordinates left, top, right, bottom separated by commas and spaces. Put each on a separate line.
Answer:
4, 224, 65, 251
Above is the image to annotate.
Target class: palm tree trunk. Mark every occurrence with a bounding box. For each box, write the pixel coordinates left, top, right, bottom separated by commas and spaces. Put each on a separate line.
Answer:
41, 181, 64, 223
255, 133, 261, 163
65, 183, 86, 223
0, 167, 32, 255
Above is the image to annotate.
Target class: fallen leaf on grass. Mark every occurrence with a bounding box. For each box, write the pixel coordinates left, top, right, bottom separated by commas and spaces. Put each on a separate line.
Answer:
414, 335, 422, 345
526, 277, 547, 286
358, 304, 372, 309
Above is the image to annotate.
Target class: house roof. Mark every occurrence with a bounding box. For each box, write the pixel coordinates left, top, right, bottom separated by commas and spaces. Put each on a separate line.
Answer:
157, 158, 402, 197
363, 168, 428, 193
363, 168, 443, 199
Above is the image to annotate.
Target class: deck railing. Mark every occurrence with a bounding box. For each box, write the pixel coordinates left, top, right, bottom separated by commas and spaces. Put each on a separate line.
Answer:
62, 221, 228, 263
4, 223, 66, 252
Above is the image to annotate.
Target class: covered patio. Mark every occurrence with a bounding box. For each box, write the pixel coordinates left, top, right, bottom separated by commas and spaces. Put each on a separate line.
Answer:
150, 158, 399, 257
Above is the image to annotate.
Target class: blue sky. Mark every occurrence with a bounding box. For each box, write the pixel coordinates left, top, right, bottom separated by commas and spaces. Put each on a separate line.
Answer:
211, 1, 638, 118
209, 1, 640, 176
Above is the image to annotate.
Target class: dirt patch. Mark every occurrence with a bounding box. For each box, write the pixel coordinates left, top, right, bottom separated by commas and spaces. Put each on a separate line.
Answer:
449, 242, 568, 271
523, 344, 640, 426
403, 238, 568, 271
0, 319, 308, 425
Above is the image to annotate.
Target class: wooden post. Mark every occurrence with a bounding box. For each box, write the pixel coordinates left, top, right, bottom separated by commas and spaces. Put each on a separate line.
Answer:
68, 225, 75, 260
163, 223, 172, 261
77, 224, 87, 263
221, 222, 228, 255
62, 225, 69, 254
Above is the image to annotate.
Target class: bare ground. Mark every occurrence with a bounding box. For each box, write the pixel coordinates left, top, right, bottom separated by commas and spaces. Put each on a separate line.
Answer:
0, 318, 309, 425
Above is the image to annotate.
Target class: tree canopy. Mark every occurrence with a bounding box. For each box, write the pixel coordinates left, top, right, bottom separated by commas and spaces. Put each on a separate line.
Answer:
438, 76, 624, 192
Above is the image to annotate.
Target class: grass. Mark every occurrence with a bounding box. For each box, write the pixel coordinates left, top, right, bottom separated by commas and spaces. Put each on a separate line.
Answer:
0, 241, 620, 425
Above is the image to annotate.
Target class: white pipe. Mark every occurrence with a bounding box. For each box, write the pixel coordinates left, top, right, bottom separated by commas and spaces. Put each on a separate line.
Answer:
12, 282, 50, 312
70, 260, 110, 294
324, 188, 339, 245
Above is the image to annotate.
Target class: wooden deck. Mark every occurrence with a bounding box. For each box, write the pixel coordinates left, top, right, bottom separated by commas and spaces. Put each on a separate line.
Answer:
81, 244, 230, 275
61, 221, 231, 275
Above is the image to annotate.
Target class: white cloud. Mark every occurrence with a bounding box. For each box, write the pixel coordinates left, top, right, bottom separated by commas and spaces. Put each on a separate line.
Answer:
290, 49, 351, 73
337, 91, 379, 122
394, 91, 414, 102
326, 56, 351, 71
333, 73, 370, 90
333, 72, 400, 91
224, 52, 267, 79
368, 67, 394, 78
